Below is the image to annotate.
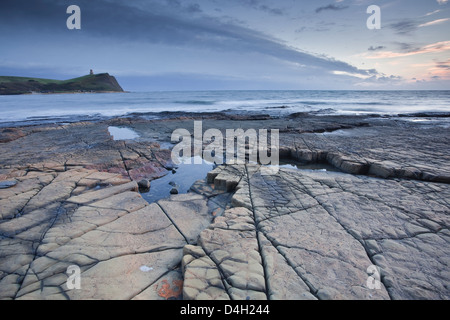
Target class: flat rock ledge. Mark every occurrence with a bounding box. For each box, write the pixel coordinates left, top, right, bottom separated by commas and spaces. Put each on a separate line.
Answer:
1, 161, 449, 300
1, 118, 449, 300
0, 166, 214, 300
183, 165, 450, 300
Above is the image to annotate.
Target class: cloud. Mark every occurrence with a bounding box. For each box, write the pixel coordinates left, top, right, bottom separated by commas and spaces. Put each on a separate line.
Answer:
436, 59, 450, 69
437, 0, 448, 4
388, 19, 418, 35
389, 15, 450, 34
395, 42, 420, 52
238, 0, 284, 16
425, 9, 441, 16
0, 0, 375, 78
295, 21, 336, 33
368, 46, 386, 51
353, 74, 404, 88
367, 41, 450, 58
186, 3, 202, 13
315, 4, 349, 14
258, 5, 283, 16
418, 18, 450, 27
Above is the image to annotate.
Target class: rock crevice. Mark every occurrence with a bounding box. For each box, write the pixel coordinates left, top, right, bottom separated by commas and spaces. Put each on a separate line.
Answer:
182, 163, 449, 300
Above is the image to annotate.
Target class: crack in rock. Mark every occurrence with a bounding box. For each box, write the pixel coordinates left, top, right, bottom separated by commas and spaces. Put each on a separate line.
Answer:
182, 164, 449, 300
1, 118, 449, 300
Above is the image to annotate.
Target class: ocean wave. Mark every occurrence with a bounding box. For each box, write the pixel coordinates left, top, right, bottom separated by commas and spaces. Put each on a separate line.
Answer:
174, 100, 215, 105
296, 101, 326, 105
297, 101, 393, 106
344, 102, 394, 106
1, 90, 449, 124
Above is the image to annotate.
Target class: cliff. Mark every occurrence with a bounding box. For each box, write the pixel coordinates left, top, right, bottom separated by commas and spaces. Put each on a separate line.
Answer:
0, 73, 124, 95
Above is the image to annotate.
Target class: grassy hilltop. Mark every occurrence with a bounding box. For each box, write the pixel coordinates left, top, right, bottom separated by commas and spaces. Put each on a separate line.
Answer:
0, 73, 124, 95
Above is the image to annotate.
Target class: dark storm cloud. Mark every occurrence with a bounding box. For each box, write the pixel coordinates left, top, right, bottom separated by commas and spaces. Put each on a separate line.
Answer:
315, 4, 349, 14
0, 0, 67, 31
0, 0, 375, 77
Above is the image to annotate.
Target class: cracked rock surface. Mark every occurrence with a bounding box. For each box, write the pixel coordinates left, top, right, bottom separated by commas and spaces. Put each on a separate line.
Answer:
183, 165, 449, 300
1, 114, 449, 300
0, 166, 207, 299
0, 121, 209, 300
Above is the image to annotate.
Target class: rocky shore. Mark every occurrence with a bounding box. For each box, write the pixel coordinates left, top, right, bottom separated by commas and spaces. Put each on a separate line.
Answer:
0, 112, 449, 300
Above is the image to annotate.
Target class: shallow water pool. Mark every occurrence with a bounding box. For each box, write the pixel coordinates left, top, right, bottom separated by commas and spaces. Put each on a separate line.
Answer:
108, 126, 140, 140
140, 156, 215, 203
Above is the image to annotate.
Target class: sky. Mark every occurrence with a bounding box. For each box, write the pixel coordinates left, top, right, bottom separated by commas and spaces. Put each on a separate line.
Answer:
0, 0, 449, 91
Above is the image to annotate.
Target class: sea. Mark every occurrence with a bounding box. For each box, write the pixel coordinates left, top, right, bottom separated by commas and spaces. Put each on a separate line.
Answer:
0, 90, 449, 127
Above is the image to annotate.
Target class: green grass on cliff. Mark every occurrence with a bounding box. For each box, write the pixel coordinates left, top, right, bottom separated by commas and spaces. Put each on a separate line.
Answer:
0, 76, 64, 84
0, 74, 96, 85
0, 74, 123, 95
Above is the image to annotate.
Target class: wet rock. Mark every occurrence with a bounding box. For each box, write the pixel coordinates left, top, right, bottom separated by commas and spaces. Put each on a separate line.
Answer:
0, 180, 17, 189
0, 128, 26, 143
138, 179, 151, 190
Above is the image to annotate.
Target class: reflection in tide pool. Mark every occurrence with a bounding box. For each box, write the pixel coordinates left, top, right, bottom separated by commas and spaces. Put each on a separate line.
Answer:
140, 155, 345, 204
108, 126, 140, 140
141, 156, 215, 203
